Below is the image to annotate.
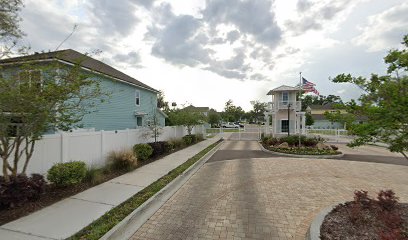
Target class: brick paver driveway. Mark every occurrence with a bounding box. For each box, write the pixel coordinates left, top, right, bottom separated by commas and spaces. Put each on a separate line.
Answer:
131, 140, 408, 240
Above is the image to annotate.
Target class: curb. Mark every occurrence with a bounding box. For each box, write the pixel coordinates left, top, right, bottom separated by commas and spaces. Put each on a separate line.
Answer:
258, 142, 344, 159
100, 140, 224, 240
305, 203, 341, 240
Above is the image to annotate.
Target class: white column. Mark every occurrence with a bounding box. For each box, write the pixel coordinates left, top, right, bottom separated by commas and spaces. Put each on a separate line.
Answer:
100, 130, 105, 166
302, 113, 306, 134
296, 113, 300, 134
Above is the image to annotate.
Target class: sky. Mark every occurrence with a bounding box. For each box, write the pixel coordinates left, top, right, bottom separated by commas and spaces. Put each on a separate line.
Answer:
17, 0, 408, 111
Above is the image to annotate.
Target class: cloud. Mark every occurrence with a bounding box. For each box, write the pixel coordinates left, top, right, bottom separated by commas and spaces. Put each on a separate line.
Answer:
87, 0, 140, 37
285, 0, 354, 35
113, 51, 141, 64
202, 0, 282, 47
146, 0, 282, 80
353, 2, 408, 52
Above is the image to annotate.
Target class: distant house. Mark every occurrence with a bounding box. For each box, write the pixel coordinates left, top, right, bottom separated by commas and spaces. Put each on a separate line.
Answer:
307, 103, 367, 129
182, 105, 210, 117
0, 49, 166, 131
307, 103, 345, 129
265, 85, 306, 135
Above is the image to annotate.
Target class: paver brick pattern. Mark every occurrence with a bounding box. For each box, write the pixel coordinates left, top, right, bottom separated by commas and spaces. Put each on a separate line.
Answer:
131, 153, 408, 239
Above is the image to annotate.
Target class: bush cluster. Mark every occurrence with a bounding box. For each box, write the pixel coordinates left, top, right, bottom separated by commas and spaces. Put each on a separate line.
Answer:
348, 190, 403, 239
261, 135, 324, 147
47, 161, 87, 187
0, 174, 46, 209
133, 144, 153, 161
108, 149, 137, 171
268, 147, 340, 155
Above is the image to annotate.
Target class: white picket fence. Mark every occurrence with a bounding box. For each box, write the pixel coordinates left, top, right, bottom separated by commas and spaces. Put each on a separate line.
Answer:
2, 125, 205, 175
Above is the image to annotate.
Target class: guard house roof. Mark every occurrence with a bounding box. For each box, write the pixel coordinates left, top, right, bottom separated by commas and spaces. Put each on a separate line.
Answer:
267, 85, 301, 95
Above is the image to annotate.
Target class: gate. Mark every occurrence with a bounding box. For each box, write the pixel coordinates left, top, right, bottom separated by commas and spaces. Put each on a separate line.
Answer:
227, 124, 262, 141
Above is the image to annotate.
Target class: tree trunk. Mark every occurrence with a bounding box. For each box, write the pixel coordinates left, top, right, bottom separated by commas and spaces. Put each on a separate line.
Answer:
22, 138, 35, 174
401, 151, 408, 161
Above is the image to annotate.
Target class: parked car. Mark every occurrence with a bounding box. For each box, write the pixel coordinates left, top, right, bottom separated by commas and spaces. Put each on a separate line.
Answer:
234, 122, 244, 128
222, 122, 239, 128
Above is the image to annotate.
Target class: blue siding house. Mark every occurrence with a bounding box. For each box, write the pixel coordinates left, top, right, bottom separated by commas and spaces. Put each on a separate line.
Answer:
0, 49, 166, 131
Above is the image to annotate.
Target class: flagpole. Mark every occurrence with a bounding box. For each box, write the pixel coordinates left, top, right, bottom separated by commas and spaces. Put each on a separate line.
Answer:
298, 72, 302, 148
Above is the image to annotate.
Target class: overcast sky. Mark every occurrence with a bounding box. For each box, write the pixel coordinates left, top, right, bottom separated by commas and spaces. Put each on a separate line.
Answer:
18, 0, 408, 111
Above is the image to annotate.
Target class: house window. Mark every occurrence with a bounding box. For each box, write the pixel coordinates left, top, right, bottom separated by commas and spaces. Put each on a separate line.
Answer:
19, 70, 42, 90
282, 92, 289, 104
135, 90, 140, 106
136, 116, 143, 127
281, 120, 289, 133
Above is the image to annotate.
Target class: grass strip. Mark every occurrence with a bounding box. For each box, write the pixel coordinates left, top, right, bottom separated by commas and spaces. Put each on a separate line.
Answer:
67, 139, 222, 240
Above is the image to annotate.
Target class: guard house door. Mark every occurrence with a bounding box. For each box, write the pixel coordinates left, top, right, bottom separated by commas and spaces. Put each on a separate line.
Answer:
281, 120, 289, 133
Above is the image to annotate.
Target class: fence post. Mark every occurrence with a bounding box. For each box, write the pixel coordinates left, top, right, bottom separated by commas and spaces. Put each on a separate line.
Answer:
126, 128, 130, 147
61, 132, 68, 163
100, 130, 105, 166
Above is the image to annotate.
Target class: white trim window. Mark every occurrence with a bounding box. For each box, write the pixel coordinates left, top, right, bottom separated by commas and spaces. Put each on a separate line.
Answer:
282, 92, 289, 104
18, 70, 43, 90
135, 90, 140, 106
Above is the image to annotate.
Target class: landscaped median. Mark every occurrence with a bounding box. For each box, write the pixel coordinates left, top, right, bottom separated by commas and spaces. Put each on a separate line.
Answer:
68, 139, 223, 240
260, 135, 343, 158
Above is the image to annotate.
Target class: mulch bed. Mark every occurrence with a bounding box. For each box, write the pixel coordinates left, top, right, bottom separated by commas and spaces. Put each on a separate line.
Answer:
320, 201, 408, 240
0, 170, 125, 226
0, 143, 200, 225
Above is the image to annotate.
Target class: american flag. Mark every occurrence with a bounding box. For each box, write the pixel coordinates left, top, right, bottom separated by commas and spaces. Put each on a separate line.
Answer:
302, 77, 320, 95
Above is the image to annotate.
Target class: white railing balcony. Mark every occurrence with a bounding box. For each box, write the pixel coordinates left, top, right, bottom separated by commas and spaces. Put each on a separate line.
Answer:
268, 101, 301, 112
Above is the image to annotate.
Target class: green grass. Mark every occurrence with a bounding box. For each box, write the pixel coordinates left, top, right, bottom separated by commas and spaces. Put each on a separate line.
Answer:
68, 139, 222, 240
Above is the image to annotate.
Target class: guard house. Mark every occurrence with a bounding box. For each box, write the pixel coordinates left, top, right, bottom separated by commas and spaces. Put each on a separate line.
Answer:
265, 85, 306, 136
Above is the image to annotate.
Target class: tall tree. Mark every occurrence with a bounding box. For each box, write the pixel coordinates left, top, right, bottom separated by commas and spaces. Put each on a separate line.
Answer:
223, 99, 244, 122
167, 108, 206, 135
207, 109, 221, 127
0, 0, 26, 59
331, 34, 408, 160
250, 101, 267, 122
0, 60, 107, 181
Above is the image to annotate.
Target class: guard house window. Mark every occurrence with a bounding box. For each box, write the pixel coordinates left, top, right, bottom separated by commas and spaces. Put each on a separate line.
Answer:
135, 90, 140, 106
19, 70, 42, 90
282, 92, 289, 105
136, 117, 143, 127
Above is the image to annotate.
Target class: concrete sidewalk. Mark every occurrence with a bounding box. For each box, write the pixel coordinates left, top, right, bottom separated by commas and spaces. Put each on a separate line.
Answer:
0, 135, 223, 240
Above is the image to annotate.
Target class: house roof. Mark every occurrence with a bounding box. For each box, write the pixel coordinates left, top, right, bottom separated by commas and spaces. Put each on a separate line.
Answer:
309, 103, 337, 110
0, 49, 159, 93
157, 108, 168, 118
267, 85, 300, 95
183, 105, 210, 112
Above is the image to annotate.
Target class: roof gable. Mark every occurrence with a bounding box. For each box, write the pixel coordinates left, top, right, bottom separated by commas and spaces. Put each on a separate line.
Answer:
0, 49, 158, 93
267, 85, 300, 95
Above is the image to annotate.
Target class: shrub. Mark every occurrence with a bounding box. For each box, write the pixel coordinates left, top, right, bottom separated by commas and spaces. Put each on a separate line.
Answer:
164, 141, 174, 153
0, 174, 47, 209
196, 134, 204, 142
377, 190, 399, 211
354, 190, 372, 208
148, 141, 169, 158
168, 138, 185, 149
108, 149, 137, 171
266, 137, 279, 146
182, 135, 193, 145
85, 168, 105, 185
47, 161, 87, 187
133, 144, 153, 161
279, 135, 299, 146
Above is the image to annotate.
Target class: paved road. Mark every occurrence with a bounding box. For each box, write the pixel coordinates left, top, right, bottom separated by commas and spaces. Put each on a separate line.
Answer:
131, 140, 408, 240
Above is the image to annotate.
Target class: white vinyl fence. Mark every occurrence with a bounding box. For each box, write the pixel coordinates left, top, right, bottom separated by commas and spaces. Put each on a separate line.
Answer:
1, 125, 205, 175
